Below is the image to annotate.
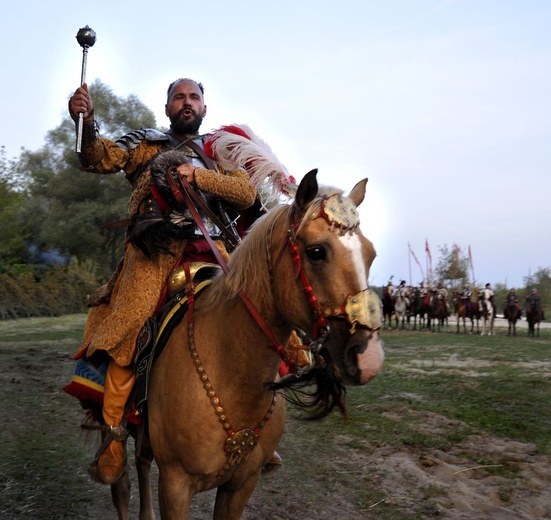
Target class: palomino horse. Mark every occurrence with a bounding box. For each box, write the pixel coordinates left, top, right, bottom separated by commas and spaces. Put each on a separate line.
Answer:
503, 301, 522, 336
393, 292, 408, 329
123, 170, 383, 519
526, 305, 543, 337
479, 292, 495, 336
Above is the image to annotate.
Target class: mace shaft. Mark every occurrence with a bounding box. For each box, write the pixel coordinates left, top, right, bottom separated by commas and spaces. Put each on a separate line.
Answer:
75, 47, 90, 153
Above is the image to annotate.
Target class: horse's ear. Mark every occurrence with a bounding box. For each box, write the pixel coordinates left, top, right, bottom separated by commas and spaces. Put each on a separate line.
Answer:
294, 169, 319, 210
348, 178, 368, 207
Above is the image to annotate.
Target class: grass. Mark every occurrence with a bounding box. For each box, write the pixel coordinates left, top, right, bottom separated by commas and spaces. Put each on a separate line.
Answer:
0, 315, 549, 519
293, 328, 551, 450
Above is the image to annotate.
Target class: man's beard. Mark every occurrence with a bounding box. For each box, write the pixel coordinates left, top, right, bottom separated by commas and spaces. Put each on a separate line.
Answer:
170, 108, 204, 134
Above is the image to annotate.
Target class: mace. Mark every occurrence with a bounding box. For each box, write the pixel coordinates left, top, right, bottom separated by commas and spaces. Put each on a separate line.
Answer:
74, 25, 96, 153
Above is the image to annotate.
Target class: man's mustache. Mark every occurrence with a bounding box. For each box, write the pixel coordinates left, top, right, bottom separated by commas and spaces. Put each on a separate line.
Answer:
178, 106, 197, 119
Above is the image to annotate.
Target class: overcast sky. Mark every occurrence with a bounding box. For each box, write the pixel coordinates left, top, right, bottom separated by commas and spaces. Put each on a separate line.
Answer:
1, 0, 549, 289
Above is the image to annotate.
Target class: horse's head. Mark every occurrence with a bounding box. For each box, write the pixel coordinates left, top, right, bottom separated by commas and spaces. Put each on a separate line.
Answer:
274, 170, 384, 387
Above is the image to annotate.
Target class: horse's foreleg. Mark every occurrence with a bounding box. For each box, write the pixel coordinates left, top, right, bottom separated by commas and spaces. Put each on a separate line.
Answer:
111, 466, 131, 520
459, 318, 466, 334
213, 472, 262, 520
158, 465, 193, 519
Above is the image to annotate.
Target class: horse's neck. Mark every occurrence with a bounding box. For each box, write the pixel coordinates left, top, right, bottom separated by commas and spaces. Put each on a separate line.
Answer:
197, 299, 285, 388
196, 276, 288, 378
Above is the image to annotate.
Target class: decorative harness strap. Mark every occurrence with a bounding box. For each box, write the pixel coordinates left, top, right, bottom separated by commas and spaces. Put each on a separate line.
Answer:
165, 170, 288, 477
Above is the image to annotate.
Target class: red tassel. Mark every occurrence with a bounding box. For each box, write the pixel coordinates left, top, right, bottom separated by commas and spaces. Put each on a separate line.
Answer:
125, 404, 142, 426
63, 381, 103, 405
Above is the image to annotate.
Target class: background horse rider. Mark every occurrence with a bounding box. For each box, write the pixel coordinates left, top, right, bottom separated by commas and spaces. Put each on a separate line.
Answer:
480, 282, 495, 311
436, 283, 449, 316
460, 285, 472, 312
395, 280, 410, 308
526, 288, 544, 319
504, 287, 522, 317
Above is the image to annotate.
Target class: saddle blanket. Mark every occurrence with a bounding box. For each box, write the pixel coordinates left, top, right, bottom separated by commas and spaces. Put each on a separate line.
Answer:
63, 353, 108, 421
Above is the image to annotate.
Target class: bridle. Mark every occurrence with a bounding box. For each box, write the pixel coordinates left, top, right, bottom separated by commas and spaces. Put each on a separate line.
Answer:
167, 170, 381, 371
274, 192, 383, 353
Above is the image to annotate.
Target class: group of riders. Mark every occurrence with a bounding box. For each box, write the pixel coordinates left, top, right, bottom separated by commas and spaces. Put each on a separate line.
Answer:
383, 279, 544, 321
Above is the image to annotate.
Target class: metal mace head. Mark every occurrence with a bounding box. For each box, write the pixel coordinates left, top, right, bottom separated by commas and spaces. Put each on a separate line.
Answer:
75, 26, 96, 153
76, 25, 97, 49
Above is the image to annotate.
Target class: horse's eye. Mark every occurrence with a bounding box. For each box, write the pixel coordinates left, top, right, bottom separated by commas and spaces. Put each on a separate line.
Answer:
305, 245, 327, 262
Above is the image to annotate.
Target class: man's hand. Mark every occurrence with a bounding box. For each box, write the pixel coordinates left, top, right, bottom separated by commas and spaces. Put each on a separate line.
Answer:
68, 83, 94, 123
177, 163, 196, 184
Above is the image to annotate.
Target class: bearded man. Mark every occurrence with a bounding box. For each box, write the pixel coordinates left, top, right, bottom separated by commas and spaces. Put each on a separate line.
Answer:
66, 78, 288, 484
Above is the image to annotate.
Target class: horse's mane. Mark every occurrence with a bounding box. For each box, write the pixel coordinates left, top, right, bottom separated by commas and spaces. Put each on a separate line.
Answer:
203, 185, 345, 310
200, 204, 288, 313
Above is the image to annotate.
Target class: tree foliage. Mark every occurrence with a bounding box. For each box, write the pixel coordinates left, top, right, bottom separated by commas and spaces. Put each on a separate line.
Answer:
14, 80, 156, 280
0, 148, 31, 265
0, 80, 158, 318
434, 244, 470, 289
0, 260, 98, 318
524, 267, 551, 308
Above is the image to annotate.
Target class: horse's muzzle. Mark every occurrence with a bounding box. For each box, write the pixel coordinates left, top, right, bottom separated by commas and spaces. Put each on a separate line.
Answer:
343, 329, 384, 385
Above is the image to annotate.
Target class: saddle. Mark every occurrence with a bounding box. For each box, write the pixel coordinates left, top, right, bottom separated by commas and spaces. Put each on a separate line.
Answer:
133, 262, 222, 417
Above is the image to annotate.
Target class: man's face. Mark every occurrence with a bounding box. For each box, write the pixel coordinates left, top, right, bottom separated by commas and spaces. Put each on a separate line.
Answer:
165, 80, 207, 134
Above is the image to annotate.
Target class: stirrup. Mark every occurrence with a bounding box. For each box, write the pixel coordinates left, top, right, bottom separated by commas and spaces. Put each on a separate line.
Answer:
87, 424, 129, 484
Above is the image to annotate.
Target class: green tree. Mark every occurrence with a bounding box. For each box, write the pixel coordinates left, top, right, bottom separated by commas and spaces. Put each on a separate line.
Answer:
19, 80, 156, 279
434, 244, 470, 289
0, 147, 31, 266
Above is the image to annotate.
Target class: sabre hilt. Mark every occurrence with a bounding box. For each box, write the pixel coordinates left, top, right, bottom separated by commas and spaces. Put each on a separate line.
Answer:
75, 26, 96, 153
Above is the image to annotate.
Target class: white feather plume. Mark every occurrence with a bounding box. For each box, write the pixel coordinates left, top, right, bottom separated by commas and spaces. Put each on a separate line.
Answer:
207, 124, 296, 203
